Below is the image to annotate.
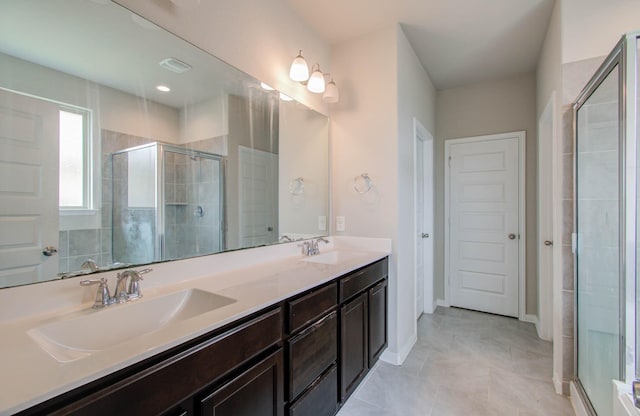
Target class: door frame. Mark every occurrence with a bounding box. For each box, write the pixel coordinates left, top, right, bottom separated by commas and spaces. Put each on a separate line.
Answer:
413, 118, 435, 316
538, 93, 558, 341
444, 131, 526, 320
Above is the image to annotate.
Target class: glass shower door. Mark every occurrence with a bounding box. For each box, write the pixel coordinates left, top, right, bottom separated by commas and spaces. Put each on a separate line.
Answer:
162, 149, 224, 260
575, 65, 621, 415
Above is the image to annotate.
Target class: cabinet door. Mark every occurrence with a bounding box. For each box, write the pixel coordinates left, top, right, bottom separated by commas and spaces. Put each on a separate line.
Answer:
340, 292, 368, 402
368, 279, 387, 367
200, 350, 284, 416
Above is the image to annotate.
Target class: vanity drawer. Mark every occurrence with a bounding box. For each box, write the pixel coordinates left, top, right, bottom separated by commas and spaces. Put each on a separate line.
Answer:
339, 258, 388, 303
287, 282, 337, 334
287, 311, 337, 401
288, 365, 337, 416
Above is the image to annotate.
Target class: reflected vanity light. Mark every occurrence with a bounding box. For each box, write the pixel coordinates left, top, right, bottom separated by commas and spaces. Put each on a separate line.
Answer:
156, 85, 171, 92
260, 82, 275, 91
279, 92, 293, 101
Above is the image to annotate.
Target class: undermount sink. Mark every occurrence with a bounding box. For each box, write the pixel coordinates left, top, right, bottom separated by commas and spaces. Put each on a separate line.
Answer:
28, 289, 236, 363
301, 251, 368, 265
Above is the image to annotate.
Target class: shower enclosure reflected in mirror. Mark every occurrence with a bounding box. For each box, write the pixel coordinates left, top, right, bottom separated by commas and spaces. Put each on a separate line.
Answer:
0, 0, 329, 288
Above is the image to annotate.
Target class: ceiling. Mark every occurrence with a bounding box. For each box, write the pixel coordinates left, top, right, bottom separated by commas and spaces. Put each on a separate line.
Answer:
285, 0, 556, 89
0, 0, 256, 109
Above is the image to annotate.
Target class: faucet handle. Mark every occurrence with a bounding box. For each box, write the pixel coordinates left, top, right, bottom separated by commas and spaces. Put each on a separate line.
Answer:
126, 268, 152, 300
80, 278, 114, 308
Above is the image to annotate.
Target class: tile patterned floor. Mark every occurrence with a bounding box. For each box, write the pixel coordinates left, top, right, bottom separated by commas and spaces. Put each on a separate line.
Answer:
336, 307, 574, 416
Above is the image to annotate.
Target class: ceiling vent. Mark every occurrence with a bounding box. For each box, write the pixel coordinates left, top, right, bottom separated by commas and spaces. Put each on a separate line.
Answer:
159, 58, 192, 74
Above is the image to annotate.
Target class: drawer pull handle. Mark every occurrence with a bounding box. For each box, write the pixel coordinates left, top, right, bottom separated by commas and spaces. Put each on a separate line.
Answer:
294, 311, 336, 339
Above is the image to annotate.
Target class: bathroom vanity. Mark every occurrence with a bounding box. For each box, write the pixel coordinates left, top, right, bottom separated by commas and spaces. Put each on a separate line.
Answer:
0, 241, 389, 416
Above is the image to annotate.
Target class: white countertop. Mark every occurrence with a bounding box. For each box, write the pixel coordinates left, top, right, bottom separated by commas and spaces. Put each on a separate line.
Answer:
0, 237, 391, 415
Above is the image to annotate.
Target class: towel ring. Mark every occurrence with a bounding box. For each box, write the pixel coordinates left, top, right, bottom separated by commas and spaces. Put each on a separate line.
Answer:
353, 173, 373, 194
289, 177, 304, 195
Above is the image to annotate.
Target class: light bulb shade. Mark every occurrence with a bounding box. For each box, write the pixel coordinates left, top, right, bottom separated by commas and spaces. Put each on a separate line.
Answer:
307, 67, 325, 93
323, 80, 339, 103
289, 51, 309, 82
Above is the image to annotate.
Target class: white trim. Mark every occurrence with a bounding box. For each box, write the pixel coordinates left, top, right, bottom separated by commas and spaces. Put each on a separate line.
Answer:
444, 131, 527, 320
380, 332, 417, 365
523, 313, 541, 337
571, 381, 590, 416
537, 92, 557, 341
436, 298, 450, 308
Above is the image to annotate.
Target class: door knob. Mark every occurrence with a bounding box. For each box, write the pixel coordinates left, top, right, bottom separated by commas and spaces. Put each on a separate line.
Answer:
544, 240, 553, 246
508, 234, 516, 240
422, 233, 430, 238
42, 246, 58, 256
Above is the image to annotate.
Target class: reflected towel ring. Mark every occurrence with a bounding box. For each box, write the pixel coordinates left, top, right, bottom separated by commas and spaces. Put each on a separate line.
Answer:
289, 177, 304, 195
353, 173, 373, 194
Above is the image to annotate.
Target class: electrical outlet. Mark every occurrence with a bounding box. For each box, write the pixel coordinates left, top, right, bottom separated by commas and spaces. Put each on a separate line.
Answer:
318, 216, 326, 231
336, 216, 346, 232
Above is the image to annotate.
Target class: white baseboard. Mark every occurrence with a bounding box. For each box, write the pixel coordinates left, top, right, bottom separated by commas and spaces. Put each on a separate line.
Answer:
523, 313, 542, 338
571, 381, 590, 416
380, 332, 417, 365
436, 299, 450, 308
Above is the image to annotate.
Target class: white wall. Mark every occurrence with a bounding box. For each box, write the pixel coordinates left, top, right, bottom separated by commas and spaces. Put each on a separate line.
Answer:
536, 0, 566, 394
179, 94, 229, 144
114, 0, 331, 115
562, 0, 640, 64
278, 102, 329, 238
435, 73, 538, 314
396, 26, 437, 357
331, 25, 437, 363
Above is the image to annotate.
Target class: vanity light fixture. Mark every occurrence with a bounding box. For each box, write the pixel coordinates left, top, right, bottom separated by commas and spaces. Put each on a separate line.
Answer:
323, 77, 339, 103
307, 64, 325, 93
156, 85, 171, 92
260, 82, 275, 91
289, 50, 309, 82
289, 50, 339, 102
279, 92, 293, 101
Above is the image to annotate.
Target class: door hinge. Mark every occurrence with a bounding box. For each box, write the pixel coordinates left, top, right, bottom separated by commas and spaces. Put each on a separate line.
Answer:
448, 156, 451, 167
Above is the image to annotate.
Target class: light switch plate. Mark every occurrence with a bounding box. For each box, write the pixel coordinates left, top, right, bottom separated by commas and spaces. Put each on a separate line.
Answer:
318, 216, 326, 231
336, 216, 345, 232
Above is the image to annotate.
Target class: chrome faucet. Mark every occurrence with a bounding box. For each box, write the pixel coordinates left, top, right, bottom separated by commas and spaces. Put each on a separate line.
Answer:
81, 259, 99, 273
80, 268, 152, 308
300, 237, 329, 256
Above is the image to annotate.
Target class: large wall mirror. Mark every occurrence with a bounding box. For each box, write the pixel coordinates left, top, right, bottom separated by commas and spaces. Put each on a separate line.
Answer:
0, 0, 329, 288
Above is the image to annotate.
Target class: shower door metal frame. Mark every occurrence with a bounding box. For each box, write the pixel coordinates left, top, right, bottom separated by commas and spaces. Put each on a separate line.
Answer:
572, 31, 639, 415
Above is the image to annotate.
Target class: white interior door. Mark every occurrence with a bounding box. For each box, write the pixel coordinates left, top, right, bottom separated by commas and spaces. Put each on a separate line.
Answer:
0, 89, 59, 287
238, 146, 278, 248
537, 95, 556, 340
415, 121, 435, 318
446, 133, 522, 317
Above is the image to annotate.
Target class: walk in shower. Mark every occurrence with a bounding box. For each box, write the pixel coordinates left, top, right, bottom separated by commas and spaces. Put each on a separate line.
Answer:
112, 143, 225, 265
573, 31, 639, 415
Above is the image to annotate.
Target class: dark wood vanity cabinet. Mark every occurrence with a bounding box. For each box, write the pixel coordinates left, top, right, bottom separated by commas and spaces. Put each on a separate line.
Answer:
285, 282, 338, 416
19, 257, 388, 416
339, 258, 388, 401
